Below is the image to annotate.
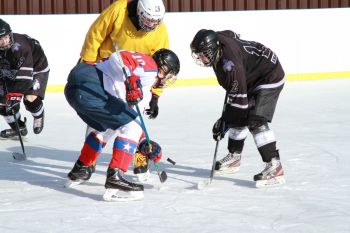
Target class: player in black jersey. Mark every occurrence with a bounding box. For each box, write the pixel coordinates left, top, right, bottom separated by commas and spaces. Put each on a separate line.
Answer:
0, 19, 49, 139
191, 29, 285, 187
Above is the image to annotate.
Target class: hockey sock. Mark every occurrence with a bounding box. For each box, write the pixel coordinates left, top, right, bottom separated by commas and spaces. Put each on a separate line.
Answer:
79, 132, 106, 166
24, 97, 44, 118
110, 136, 138, 172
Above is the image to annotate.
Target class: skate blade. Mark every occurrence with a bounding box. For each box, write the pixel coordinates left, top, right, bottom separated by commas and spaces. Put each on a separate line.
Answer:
196, 179, 211, 190
103, 189, 144, 202
64, 178, 86, 188
214, 166, 240, 176
256, 176, 286, 188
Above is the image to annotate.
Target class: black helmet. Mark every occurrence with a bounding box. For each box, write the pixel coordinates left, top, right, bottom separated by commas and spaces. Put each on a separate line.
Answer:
190, 29, 220, 67
152, 48, 180, 76
0, 19, 11, 37
152, 49, 180, 87
0, 18, 14, 50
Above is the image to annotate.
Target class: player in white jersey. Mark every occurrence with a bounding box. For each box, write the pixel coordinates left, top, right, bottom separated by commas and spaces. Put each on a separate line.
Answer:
64, 49, 180, 201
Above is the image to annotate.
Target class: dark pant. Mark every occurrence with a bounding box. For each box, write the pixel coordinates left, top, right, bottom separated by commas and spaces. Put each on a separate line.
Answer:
64, 62, 137, 132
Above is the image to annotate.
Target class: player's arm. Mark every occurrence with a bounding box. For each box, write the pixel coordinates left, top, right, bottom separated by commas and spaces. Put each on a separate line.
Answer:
80, 2, 123, 62
222, 67, 249, 127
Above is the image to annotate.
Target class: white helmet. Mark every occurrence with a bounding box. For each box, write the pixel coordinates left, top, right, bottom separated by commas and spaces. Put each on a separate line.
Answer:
137, 0, 165, 32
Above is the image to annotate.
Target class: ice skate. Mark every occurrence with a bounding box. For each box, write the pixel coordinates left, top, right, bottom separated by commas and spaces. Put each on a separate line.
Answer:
103, 167, 144, 202
133, 151, 151, 182
65, 160, 93, 188
0, 117, 28, 140
33, 111, 44, 134
214, 152, 241, 175
254, 158, 285, 188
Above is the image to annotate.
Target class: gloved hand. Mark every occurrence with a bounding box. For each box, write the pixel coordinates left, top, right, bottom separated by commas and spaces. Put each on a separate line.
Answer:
0, 69, 17, 80
212, 117, 229, 141
5, 92, 23, 112
125, 76, 143, 105
145, 94, 159, 119
138, 139, 162, 163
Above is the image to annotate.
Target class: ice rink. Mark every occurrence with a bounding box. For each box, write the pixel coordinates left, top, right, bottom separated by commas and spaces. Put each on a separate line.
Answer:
1, 78, 350, 233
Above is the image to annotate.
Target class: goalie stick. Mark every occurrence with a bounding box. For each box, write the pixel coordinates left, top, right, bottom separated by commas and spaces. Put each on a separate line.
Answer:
114, 46, 167, 183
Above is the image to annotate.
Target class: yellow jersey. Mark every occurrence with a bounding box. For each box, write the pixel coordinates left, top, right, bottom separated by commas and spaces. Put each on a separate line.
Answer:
80, 0, 169, 62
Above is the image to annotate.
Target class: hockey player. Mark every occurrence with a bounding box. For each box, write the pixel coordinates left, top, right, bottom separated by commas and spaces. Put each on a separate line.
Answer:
64, 48, 180, 201
190, 29, 285, 188
79, 0, 169, 179
0, 19, 49, 139
80, 0, 168, 62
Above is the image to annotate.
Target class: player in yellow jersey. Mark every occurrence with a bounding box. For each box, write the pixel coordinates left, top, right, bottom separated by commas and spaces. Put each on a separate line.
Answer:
79, 0, 170, 182
80, 0, 168, 63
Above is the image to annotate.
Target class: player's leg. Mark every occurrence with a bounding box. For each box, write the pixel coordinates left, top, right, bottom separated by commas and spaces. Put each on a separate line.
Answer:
103, 120, 144, 201
248, 85, 285, 187
23, 71, 49, 134
215, 127, 248, 175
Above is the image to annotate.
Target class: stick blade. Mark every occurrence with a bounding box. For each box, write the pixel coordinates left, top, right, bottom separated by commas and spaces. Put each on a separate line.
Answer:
196, 179, 212, 190
159, 171, 167, 183
12, 152, 27, 161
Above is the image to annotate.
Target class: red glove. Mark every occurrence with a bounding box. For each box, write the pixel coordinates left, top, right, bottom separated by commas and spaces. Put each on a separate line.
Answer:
4, 93, 23, 112
125, 76, 143, 105
138, 139, 162, 163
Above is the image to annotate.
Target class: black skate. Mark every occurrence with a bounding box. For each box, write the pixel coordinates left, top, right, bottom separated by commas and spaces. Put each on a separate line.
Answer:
103, 167, 144, 202
65, 160, 93, 188
0, 118, 28, 140
33, 111, 44, 134
254, 158, 285, 188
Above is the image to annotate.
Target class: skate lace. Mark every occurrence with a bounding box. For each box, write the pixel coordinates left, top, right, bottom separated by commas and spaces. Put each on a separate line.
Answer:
219, 153, 240, 164
261, 159, 281, 176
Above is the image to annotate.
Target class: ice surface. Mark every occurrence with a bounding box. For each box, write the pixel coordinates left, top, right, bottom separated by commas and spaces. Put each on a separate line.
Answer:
1, 79, 350, 233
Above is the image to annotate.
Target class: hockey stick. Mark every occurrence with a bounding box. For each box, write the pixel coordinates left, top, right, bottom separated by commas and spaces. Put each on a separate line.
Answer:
2, 80, 27, 161
114, 48, 167, 183
197, 92, 229, 189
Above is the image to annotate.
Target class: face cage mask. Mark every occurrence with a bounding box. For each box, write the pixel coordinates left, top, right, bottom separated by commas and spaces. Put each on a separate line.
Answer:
156, 66, 177, 88
191, 49, 217, 67
139, 13, 162, 32
0, 33, 14, 51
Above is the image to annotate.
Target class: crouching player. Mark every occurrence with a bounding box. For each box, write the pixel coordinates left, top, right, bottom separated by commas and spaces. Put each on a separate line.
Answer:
64, 48, 180, 201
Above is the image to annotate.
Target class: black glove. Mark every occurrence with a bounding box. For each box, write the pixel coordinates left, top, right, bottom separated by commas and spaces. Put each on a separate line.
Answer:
145, 95, 159, 119
212, 117, 229, 141
0, 69, 17, 81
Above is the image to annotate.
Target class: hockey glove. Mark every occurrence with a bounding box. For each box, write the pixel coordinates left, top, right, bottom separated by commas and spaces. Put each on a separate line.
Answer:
145, 94, 159, 119
5, 93, 23, 112
138, 139, 162, 163
212, 117, 229, 141
0, 69, 17, 81
125, 76, 143, 105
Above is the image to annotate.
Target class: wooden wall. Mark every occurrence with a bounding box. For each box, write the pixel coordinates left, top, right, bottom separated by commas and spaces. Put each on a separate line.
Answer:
0, 0, 349, 14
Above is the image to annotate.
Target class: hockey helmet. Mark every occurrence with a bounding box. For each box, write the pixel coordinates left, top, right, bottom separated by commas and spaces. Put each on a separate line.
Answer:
152, 49, 180, 87
137, 0, 165, 32
190, 29, 220, 67
0, 19, 14, 50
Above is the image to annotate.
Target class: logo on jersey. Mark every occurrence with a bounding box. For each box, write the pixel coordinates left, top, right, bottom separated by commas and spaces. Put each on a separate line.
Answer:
222, 59, 234, 72
11, 42, 21, 52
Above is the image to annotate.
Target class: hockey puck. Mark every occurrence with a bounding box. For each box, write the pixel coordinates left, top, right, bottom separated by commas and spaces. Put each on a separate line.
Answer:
166, 158, 176, 165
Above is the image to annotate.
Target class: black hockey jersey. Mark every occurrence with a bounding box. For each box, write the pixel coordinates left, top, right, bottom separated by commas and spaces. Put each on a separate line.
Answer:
0, 33, 49, 94
214, 30, 285, 123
